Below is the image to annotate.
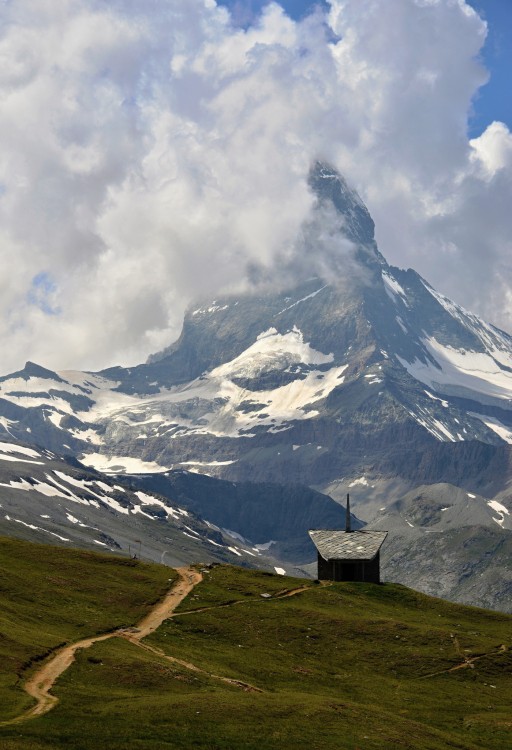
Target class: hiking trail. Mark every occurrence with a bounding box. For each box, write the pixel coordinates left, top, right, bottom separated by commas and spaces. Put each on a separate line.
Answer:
1, 568, 318, 725
0, 566, 201, 725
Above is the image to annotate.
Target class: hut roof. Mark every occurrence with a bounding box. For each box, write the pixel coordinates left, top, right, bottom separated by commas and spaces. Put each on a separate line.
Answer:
308, 529, 388, 562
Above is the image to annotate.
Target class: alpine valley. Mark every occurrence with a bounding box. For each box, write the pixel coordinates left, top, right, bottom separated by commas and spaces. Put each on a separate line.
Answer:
1, 163, 511, 612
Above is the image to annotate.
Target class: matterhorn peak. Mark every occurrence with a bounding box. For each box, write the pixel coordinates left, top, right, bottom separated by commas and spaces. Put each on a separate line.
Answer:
308, 161, 375, 245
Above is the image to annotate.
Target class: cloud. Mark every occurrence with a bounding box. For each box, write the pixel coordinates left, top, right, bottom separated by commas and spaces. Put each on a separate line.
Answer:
323, 0, 512, 333
0, 0, 511, 373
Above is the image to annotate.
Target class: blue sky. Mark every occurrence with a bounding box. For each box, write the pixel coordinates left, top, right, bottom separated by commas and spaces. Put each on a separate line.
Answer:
467, 0, 512, 136
219, 0, 512, 137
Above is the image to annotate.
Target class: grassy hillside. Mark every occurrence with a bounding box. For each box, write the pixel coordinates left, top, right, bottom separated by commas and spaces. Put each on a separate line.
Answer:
0, 536, 174, 721
0, 540, 511, 749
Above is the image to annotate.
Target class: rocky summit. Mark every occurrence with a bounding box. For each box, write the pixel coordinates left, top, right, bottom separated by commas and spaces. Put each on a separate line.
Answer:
0, 162, 511, 611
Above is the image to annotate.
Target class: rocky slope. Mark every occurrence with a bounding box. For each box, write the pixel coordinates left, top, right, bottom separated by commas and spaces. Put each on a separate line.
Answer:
0, 438, 288, 572
0, 436, 356, 576
367, 483, 512, 612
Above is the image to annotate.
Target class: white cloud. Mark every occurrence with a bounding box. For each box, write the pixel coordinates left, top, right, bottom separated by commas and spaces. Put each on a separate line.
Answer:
0, 0, 511, 373
470, 121, 512, 176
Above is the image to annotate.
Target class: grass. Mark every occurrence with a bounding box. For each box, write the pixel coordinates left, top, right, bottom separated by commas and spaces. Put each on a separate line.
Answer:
0, 536, 175, 721
0, 543, 510, 749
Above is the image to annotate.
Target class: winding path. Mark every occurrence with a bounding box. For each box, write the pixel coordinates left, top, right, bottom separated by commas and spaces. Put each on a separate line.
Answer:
1, 566, 202, 726
1, 568, 315, 725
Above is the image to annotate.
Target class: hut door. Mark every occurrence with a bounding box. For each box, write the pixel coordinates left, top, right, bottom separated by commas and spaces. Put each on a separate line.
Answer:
341, 562, 357, 581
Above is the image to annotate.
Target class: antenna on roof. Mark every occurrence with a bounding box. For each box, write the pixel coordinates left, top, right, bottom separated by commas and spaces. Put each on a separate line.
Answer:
345, 493, 351, 533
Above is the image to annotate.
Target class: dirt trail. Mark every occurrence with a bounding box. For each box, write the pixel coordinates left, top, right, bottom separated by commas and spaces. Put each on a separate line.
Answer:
274, 584, 316, 598
1, 566, 309, 725
127, 637, 263, 693
1, 566, 202, 726
21, 633, 115, 721
131, 566, 202, 639
420, 643, 508, 680
175, 582, 317, 618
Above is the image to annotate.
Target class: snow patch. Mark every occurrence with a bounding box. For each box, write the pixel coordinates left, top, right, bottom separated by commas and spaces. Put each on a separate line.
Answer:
396, 316, 408, 333
0, 442, 41, 458
100, 496, 131, 515
254, 540, 276, 551
398, 336, 512, 404
191, 302, 229, 316
4, 515, 70, 541
182, 525, 200, 537
382, 271, 409, 306
130, 506, 154, 519
277, 285, 327, 315
227, 546, 242, 557
222, 528, 249, 544
94, 481, 115, 493
211, 327, 334, 380
0, 454, 44, 465
487, 500, 509, 527
487, 500, 509, 515
470, 414, 512, 444
424, 391, 449, 408
179, 460, 236, 467
348, 477, 369, 487
206, 538, 223, 547
80, 453, 169, 474
65, 513, 89, 528
134, 491, 189, 519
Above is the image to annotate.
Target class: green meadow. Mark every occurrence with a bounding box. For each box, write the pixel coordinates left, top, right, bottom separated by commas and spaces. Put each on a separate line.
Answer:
0, 537, 510, 749
0, 536, 174, 721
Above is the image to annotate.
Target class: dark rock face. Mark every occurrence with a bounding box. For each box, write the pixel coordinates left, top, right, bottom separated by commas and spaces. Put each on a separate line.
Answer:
118, 470, 362, 564
0, 361, 67, 384
308, 162, 377, 246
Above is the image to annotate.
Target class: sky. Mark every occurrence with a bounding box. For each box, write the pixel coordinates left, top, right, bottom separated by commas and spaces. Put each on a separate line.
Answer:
1, 0, 512, 373
220, 0, 512, 136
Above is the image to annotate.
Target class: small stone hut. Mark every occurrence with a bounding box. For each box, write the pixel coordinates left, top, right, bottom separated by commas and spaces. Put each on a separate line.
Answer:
309, 494, 387, 583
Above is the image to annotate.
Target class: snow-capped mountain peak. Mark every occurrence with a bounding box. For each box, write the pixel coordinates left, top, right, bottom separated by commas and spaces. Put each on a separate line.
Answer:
2, 162, 512, 494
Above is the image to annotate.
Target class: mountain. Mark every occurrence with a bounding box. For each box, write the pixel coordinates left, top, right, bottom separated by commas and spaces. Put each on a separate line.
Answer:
1, 161, 512, 610
0, 436, 353, 575
118, 470, 362, 565
367, 483, 512, 612
3, 164, 512, 490
0, 438, 279, 570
